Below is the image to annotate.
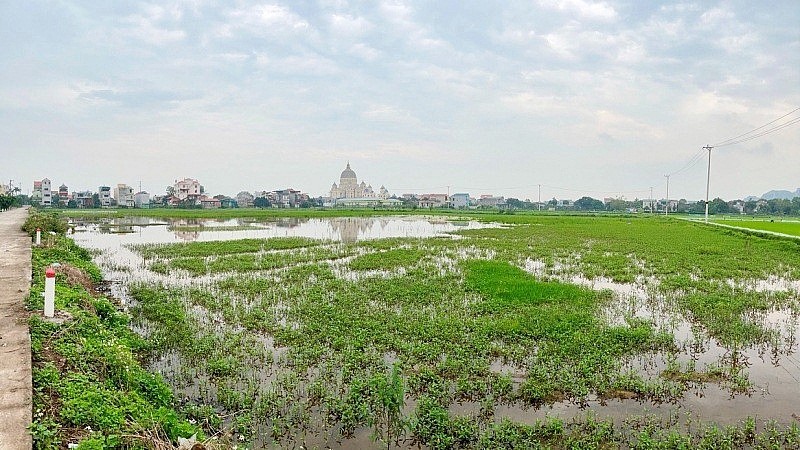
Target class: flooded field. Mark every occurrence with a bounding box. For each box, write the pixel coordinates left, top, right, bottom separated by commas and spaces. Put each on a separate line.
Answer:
69, 213, 800, 448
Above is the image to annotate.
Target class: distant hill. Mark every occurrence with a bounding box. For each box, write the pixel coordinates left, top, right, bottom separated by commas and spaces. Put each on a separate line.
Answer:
758, 188, 800, 200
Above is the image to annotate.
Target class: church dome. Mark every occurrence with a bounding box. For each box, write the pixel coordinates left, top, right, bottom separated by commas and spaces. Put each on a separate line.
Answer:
340, 162, 357, 180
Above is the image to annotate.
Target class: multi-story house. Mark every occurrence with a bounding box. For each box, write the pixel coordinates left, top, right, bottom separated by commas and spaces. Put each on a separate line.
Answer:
99, 186, 112, 208
235, 191, 254, 208
32, 179, 52, 206
174, 178, 201, 202
450, 193, 470, 209
114, 184, 135, 208
73, 191, 94, 208
58, 184, 69, 205
134, 191, 150, 208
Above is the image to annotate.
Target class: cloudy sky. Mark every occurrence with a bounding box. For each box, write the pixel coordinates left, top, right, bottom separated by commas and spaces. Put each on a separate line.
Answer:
2, 1, 798, 201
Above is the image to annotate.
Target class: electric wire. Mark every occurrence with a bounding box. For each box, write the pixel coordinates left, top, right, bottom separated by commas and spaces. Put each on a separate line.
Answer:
711, 107, 800, 148
667, 148, 707, 177
713, 117, 800, 148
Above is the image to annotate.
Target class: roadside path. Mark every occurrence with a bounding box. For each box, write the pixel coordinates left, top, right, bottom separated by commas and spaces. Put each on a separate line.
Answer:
0, 207, 31, 450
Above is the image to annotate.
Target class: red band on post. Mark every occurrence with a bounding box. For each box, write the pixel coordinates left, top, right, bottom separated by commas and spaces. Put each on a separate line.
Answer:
45, 268, 56, 278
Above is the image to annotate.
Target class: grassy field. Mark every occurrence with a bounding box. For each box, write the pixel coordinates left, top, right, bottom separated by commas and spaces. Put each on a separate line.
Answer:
714, 218, 800, 237
71, 212, 800, 448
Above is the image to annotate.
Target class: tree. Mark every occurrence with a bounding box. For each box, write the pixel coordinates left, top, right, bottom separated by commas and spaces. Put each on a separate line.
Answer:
67, 199, 77, 209
165, 186, 175, 197
574, 196, 605, 211
253, 197, 270, 208
0, 194, 14, 211
708, 197, 729, 214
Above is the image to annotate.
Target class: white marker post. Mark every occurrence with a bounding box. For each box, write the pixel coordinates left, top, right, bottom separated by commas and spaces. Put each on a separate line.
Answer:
44, 267, 55, 318
35, 228, 41, 246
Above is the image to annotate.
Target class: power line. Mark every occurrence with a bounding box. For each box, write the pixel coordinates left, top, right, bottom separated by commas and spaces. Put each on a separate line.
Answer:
712, 107, 800, 147
667, 148, 706, 177
713, 117, 800, 148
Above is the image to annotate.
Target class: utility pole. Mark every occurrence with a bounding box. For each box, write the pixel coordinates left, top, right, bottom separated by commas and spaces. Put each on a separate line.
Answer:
703, 145, 713, 222
649, 186, 654, 214
664, 174, 670, 216
538, 184, 541, 211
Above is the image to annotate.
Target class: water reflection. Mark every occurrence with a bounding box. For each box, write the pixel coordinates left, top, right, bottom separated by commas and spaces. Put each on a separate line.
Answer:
72, 216, 494, 243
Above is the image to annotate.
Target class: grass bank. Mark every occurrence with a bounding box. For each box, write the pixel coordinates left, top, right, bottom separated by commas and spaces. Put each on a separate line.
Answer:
25, 212, 213, 449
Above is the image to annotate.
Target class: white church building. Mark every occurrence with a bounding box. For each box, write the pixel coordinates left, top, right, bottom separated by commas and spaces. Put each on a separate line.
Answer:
330, 162, 389, 200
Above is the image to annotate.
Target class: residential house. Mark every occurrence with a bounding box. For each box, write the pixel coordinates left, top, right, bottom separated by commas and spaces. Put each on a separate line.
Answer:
199, 195, 221, 209
174, 178, 202, 202
450, 193, 470, 209
235, 191, 254, 208
58, 184, 69, 205
73, 191, 94, 208
418, 194, 449, 208
114, 184, 135, 208
99, 186, 112, 207
134, 191, 150, 208
33, 179, 52, 206
478, 195, 506, 208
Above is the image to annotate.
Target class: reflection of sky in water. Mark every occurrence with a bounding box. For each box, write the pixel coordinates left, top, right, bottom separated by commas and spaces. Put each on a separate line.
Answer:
69, 216, 501, 302
71, 216, 494, 245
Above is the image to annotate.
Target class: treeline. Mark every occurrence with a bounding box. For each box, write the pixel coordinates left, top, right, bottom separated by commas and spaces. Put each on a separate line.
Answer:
504, 196, 800, 216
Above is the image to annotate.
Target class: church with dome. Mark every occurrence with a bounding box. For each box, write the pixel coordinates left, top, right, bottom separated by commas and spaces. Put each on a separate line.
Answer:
330, 162, 389, 200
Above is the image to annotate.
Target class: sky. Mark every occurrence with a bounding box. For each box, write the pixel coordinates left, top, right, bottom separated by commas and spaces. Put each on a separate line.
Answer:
1, 0, 798, 201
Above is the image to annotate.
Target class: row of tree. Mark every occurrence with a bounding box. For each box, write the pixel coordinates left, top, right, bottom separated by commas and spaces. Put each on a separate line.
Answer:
504, 196, 800, 216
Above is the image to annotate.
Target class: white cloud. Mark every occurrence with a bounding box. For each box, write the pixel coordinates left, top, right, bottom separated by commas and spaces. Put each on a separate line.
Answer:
538, 0, 617, 21
329, 13, 373, 36
220, 3, 313, 39
348, 43, 381, 60
682, 91, 750, 116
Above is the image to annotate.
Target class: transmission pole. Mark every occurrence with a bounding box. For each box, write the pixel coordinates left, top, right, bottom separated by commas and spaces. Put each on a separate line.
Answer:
703, 145, 713, 222
649, 186, 654, 213
538, 184, 541, 211
664, 174, 670, 216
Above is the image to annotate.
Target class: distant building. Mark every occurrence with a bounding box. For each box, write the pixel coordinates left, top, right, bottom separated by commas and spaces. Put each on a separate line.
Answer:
330, 162, 389, 199
134, 191, 150, 208
199, 195, 221, 209
220, 197, 238, 208
418, 194, 449, 208
642, 199, 676, 213
72, 191, 93, 208
235, 191, 254, 208
450, 193, 470, 209
479, 195, 506, 208
58, 184, 69, 205
33, 179, 52, 206
99, 186, 112, 208
114, 184, 135, 208
174, 178, 201, 202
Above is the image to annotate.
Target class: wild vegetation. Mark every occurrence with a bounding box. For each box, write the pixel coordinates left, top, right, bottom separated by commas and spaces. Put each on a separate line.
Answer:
24, 213, 212, 449
96, 212, 800, 448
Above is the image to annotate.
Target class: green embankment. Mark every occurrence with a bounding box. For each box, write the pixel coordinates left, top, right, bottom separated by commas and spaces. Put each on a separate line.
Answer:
25, 212, 208, 449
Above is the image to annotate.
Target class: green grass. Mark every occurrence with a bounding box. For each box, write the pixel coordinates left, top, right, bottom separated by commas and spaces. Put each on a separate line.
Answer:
135, 236, 322, 259
27, 235, 206, 449
714, 219, 800, 237
348, 248, 426, 271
